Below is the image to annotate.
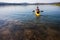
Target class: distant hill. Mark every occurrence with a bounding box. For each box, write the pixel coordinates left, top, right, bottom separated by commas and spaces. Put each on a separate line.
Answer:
0, 2, 29, 5
29, 2, 60, 5
0, 2, 60, 5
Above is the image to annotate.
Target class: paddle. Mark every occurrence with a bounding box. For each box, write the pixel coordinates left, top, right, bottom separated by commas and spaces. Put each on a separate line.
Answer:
32, 10, 44, 12
40, 10, 44, 12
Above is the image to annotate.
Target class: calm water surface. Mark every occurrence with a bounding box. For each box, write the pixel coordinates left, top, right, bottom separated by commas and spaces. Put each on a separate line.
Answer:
0, 5, 60, 40
0, 5, 60, 25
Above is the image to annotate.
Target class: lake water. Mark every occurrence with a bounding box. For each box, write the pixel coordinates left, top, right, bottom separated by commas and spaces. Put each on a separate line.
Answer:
0, 5, 60, 21
0, 5, 60, 27
0, 5, 60, 40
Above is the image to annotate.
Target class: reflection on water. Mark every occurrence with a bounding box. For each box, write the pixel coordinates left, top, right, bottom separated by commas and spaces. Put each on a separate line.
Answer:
0, 5, 60, 40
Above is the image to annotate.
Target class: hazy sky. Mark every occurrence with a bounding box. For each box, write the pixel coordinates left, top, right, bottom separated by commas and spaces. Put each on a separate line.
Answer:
0, 0, 60, 3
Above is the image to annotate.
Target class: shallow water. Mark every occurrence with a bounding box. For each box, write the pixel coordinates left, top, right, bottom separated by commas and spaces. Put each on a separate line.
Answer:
0, 5, 60, 40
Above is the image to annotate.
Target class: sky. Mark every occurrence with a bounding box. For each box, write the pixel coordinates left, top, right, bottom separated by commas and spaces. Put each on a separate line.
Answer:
0, 0, 60, 3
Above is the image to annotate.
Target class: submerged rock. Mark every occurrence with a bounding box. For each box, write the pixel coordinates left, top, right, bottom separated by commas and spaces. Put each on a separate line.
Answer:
0, 20, 60, 40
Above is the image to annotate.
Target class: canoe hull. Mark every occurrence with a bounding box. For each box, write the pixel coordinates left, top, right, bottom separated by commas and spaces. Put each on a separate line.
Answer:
35, 12, 40, 16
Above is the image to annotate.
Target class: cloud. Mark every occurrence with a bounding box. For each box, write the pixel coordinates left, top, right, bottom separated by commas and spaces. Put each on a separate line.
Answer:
0, 0, 60, 3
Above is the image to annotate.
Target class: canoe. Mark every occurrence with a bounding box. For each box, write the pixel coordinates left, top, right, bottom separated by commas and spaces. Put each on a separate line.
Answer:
35, 11, 40, 16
